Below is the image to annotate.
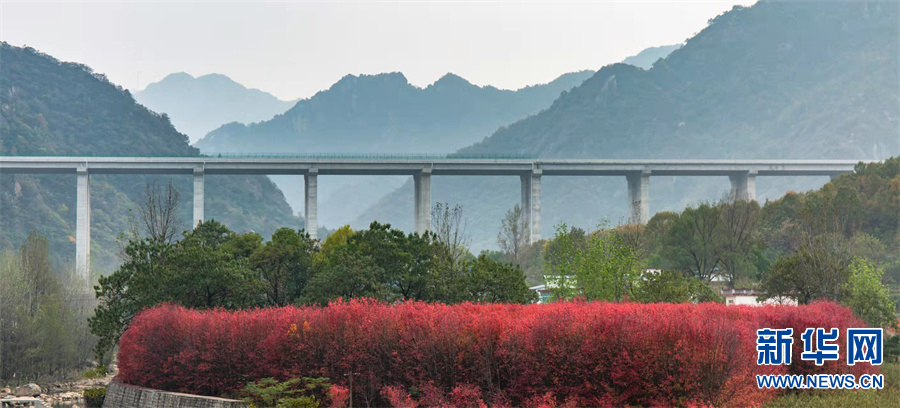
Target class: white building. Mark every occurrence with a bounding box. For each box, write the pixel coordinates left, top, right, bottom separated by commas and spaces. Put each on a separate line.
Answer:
721, 289, 797, 306
530, 275, 578, 303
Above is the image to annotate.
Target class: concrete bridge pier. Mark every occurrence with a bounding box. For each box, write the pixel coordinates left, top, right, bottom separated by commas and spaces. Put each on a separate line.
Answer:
193, 168, 205, 228
305, 168, 318, 240
520, 174, 532, 241
520, 169, 542, 243
729, 170, 757, 201
76, 166, 91, 281
414, 168, 432, 235
627, 169, 651, 224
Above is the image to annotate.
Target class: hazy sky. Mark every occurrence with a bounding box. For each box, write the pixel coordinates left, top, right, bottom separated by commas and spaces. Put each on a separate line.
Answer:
1, 1, 754, 100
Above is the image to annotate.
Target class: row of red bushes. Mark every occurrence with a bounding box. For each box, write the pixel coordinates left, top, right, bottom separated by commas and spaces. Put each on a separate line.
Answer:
117, 300, 877, 407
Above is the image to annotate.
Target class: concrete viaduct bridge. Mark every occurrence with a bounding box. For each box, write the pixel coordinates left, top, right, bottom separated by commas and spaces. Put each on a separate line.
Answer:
0, 155, 859, 279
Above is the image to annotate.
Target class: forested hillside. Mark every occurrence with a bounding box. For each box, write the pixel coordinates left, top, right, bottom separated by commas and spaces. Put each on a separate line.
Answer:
0, 43, 299, 271
196, 70, 595, 227
133, 72, 297, 143
358, 1, 900, 249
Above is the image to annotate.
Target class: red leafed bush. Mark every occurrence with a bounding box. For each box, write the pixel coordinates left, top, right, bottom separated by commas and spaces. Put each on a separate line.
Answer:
117, 300, 877, 407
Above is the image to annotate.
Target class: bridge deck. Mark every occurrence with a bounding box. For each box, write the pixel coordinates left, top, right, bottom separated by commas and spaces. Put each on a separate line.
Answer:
0, 156, 860, 177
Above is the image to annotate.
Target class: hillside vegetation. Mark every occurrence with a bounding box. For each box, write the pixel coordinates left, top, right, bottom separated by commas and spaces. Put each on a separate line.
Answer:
0, 43, 299, 271
357, 1, 900, 249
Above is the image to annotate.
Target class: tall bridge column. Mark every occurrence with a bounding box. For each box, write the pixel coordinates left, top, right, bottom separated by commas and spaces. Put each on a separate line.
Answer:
729, 170, 757, 201
76, 166, 91, 281
414, 168, 432, 235
528, 169, 542, 242
193, 168, 205, 228
626, 169, 650, 224
305, 168, 318, 240
520, 174, 532, 240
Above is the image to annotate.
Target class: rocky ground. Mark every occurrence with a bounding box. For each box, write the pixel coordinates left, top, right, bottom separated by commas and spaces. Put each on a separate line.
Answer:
1, 365, 116, 408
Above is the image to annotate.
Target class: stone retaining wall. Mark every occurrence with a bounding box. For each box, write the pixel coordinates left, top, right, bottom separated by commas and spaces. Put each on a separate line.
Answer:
102, 378, 246, 408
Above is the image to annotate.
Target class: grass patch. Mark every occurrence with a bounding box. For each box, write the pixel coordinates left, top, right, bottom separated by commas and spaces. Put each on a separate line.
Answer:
764, 363, 900, 408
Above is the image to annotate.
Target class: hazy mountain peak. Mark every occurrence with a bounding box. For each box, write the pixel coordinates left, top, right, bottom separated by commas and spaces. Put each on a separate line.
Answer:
148, 72, 195, 87
133, 72, 296, 142
620, 44, 683, 69
195, 73, 239, 85
431, 73, 474, 89
335, 72, 410, 87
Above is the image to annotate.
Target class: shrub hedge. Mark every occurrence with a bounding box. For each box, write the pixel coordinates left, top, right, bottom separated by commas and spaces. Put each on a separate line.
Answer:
118, 300, 877, 407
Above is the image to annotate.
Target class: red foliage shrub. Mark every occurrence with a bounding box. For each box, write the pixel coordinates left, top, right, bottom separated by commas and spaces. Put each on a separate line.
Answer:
381, 386, 417, 408
118, 300, 877, 407
327, 385, 349, 408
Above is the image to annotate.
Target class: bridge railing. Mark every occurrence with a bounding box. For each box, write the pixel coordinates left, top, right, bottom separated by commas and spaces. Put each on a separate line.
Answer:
0, 152, 536, 160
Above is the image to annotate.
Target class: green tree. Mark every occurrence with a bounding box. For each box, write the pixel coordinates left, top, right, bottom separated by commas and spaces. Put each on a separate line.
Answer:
543, 224, 640, 302
313, 225, 353, 270
660, 203, 722, 282
90, 220, 265, 361
497, 204, 529, 266
464, 254, 537, 303
844, 258, 897, 329
89, 237, 171, 362
761, 232, 854, 304
717, 199, 762, 287
632, 270, 722, 304
303, 246, 388, 305
349, 222, 435, 301
166, 221, 263, 309
1, 233, 94, 382
250, 228, 317, 306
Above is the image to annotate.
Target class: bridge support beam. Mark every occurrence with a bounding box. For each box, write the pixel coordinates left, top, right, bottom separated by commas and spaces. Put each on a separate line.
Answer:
520, 174, 531, 241
729, 170, 757, 201
414, 168, 432, 235
193, 168, 204, 228
520, 169, 541, 243
76, 167, 91, 281
627, 169, 651, 224
305, 168, 318, 240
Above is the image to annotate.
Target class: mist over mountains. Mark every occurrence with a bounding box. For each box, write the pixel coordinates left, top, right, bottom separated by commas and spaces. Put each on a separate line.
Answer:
356, 1, 899, 249
0, 43, 299, 270
2, 0, 896, 261
194, 71, 594, 155
194, 70, 596, 227
133, 72, 297, 143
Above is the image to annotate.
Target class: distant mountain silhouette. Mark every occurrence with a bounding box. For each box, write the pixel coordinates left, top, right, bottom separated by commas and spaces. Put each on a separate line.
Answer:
195, 70, 595, 227
356, 1, 900, 250
195, 70, 594, 154
133, 72, 296, 143
0, 44, 299, 270
621, 44, 682, 69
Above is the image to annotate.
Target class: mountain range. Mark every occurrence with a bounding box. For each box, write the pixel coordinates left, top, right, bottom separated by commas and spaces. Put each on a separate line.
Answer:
0, 43, 300, 271
133, 43, 687, 230
354, 0, 899, 249
194, 70, 597, 227
3, 0, 896, 260
133, 72, 297, 143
